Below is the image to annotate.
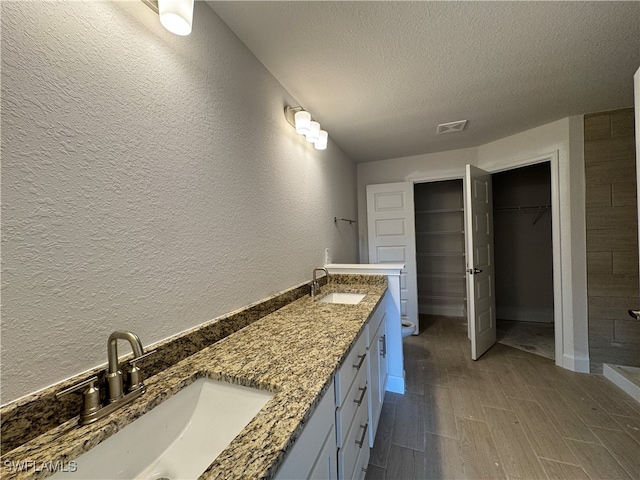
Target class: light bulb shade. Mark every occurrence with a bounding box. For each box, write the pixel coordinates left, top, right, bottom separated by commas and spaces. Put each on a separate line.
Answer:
314, 130, 328, 150
306, 121, 321, 143
294, 111, 311, 135
158, 0, 194, 36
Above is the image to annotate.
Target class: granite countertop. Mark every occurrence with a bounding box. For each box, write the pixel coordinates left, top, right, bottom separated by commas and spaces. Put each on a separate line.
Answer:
1, 278, 386, 480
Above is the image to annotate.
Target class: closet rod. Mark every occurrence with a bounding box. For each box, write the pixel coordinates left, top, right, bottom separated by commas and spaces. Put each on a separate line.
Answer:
493, 204, 550, 212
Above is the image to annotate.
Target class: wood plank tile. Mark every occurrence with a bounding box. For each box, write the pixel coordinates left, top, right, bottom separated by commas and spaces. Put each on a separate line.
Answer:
540, 458, 590, 480
369, 402, 396, 468
578, 374, 640, 418
507, 398, 579, 465
566, 438, 633, 480
554, 380, 620, 430
384, 444, 426, 479
424, 403, 458, 439
508, 356, 554, 389
457, 417, 506, 480
483, 406, 548, 479
474, 370, 512, 411
527, 387, 600, 444
612, 414, 640, 445
590, 426, 640, 479
448, 374, 486, 421
364, 464, 385, 480
424, 432, 464, 479
390, 392, 425, 451
487, 360, 533, 399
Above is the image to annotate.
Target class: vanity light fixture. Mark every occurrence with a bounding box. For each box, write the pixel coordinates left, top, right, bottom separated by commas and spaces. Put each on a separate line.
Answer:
284, 106, 329, 151
141, 0, 194, 36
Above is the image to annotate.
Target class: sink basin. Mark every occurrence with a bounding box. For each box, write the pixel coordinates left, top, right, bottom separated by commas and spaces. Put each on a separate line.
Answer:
52, 378, 273, 480
318, 292, 366, 305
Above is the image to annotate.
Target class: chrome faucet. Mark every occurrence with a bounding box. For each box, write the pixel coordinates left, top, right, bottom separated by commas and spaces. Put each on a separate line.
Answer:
310, 267, 328, 297
57, 330, 155, 426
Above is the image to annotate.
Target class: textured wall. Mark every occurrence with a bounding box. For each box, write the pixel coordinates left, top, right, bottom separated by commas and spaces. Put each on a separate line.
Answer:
585, 108, 639, 372
0, 1, 358, 404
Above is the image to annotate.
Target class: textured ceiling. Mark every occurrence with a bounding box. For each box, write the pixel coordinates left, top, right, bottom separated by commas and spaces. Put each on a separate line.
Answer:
207, 1, 640, 163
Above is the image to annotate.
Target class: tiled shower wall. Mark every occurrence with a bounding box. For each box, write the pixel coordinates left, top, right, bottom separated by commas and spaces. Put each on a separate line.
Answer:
585, 107, 640, 372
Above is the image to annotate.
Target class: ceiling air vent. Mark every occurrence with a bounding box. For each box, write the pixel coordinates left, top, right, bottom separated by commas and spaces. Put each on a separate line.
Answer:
437, 120, 468, 135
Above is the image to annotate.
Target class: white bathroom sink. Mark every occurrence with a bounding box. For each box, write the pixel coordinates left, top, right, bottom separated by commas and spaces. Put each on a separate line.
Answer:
318, 292, 366, 305
51, 378, 273, 480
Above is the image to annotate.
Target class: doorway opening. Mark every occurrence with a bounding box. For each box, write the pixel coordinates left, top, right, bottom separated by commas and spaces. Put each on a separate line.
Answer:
492, 162, 555, 360
413, 162, 555, 360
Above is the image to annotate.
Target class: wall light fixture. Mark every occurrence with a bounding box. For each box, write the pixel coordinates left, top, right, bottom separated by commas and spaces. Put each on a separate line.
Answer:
284, 106, 329, 151
142, 0, 194, 36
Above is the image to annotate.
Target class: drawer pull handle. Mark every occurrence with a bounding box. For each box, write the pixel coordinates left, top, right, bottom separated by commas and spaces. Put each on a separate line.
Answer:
380, 334, 387, 358
354, 385, 367, 406
352, 353, 366, 370
355, 423, 368, 448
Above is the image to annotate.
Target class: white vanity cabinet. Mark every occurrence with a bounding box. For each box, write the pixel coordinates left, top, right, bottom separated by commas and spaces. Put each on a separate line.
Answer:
366, 294, 388, 447
275, 379, 337, 480
275, 293, 389, 480
335, 333, 369, 480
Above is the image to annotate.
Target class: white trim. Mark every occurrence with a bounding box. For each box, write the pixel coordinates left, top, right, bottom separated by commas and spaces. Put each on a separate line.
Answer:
563, 353, 590, 374
603, 364, 640, 403
325, 263, 404, 276
385, 374, 406, 394
481, 152, 566, 369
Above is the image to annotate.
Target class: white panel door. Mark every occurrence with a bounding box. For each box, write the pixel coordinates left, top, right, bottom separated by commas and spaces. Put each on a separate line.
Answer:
465, 165, 497, 360
366, 182, 418, 329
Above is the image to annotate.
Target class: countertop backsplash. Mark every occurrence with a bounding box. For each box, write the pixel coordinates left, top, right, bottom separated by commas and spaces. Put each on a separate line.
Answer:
0, 277, 326, 455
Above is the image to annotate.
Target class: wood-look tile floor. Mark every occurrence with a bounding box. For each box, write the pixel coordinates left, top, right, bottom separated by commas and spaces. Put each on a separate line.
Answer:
365, 315, 640, 480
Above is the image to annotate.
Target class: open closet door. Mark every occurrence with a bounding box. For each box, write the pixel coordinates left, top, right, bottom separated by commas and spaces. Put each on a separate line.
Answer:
366, 182, 419, 329
465, 165, 497, 360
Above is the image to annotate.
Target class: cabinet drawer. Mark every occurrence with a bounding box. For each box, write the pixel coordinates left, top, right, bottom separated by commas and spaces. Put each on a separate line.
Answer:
335, 333, 366, 408
365, 297, 386, 347
335, 362, 367, 448
337, 395, 369, 480
351, 434, 370, 480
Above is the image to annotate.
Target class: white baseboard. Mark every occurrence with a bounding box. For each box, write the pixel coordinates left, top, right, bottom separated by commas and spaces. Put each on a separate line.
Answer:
603, 364, 640, 404
562, 353, 590, 373
385, 373, 405, 394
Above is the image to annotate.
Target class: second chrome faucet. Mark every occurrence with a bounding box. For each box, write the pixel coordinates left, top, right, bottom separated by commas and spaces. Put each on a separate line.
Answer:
57, 330, 155, 426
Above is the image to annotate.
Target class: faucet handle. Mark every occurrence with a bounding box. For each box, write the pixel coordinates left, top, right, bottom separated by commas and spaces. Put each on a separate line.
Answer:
56, 376, 102, 421
126, 350, 156, 392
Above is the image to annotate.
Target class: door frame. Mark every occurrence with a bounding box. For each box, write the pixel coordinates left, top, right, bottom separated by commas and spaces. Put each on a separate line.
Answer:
411, 152, 563, 366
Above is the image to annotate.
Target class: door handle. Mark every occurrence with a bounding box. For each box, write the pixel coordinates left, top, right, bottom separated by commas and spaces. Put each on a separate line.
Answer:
629, 310, 640, 320
467, 267, 483, 275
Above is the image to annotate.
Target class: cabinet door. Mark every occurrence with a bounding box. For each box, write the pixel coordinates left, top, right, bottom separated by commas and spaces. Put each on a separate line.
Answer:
275, 380, 336, 480
368, 317, 388, 447
309, 423, 337, 480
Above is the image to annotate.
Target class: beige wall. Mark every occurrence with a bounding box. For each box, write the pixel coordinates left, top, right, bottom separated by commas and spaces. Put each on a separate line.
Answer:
585, 108, 640, 372
0, 2, 358, 404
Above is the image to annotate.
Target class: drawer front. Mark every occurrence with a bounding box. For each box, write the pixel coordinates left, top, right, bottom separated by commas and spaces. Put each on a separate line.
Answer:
335, 362, 367, 448
337, 395, 369, 480
351, 435, 371, 480
335, 333, 367, 408
365, 297, 386, 347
